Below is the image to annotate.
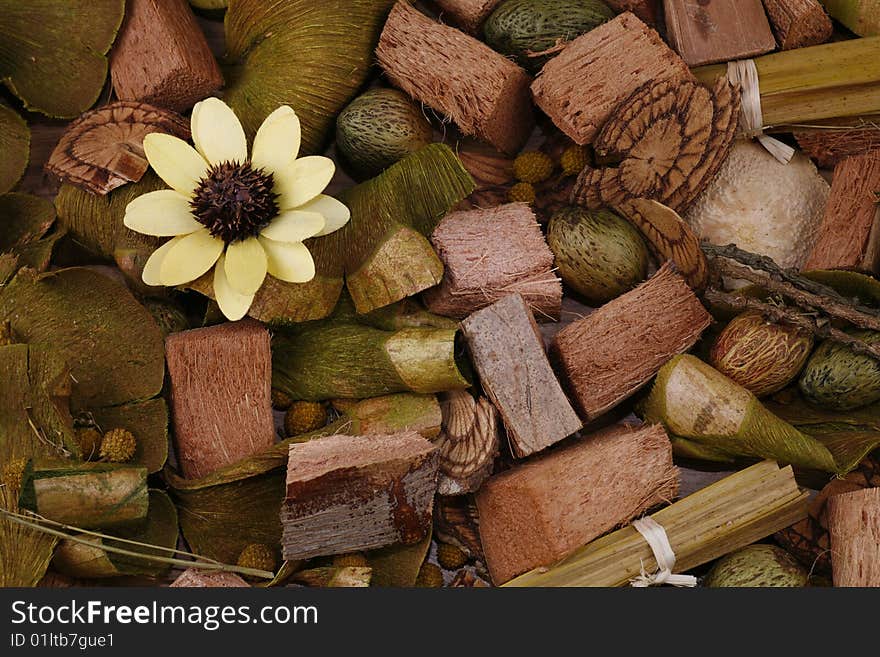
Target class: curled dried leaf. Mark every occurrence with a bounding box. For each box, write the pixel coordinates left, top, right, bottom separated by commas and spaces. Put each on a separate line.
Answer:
434, 389, 500, 495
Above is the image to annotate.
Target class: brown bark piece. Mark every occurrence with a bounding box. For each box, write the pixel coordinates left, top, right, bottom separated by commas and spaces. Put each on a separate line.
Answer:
46, 101, 190, 196
376, 2, 534, 155
434, 0, 502, 33
762, 0, 833, 50
423, 203, 562, 320
475, 423, 679, 585
604, 0, 661, 25
531, 12, 694, 146
552, 263, 711, 421
434, 494, 485, 562
281, 432, 438, 560
434, 389, 500, 495
572, 76, 740, 213
165, 320, 275, 479
460, 294, 582, 458
663, 0, 776, 66
827, 487, 880, 587
170, 569, 250, 588
110, 0, 223, 113
804, 149, 880, 275
795, 124, 880, 169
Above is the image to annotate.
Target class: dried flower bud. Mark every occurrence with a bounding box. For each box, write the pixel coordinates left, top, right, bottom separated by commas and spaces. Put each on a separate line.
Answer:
436, 543, 469, 570
1, 457, 27, 493
513, 151, 553, 184
99, 428, 137, 463
508, 181, 536, 204
284, 401, 327, 436
272, 388, 293, 411
560, 144, 589, 177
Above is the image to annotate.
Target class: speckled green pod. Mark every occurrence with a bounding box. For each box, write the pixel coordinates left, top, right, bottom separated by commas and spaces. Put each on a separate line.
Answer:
336, 88, 433, 179
798, 330, 880, 410
547, 206, 648, 305
483, 0, 615, 73
704, 545, 808, 587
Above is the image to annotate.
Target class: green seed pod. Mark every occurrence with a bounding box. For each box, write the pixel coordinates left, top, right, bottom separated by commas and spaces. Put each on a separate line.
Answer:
547, 206, 648, 305
336, 88, 433, 179
483, 0, 615, 73
704, 545, 808, 588
798, 330, 880, 410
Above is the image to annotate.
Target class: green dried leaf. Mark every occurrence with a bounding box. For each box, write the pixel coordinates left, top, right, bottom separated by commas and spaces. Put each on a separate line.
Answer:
0, 104, 29, 193
0, 193, 62, 273
0, 0, 125, 117
802, 269, 880, 307
88, 399, 169, 474
367, 531, 432, 587
223, 0, 396, 153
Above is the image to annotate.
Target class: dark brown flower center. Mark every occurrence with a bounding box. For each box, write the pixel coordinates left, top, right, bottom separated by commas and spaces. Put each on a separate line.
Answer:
190, 161, 279, 244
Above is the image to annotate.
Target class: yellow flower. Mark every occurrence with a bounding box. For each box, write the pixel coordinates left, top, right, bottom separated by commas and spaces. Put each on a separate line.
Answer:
124, 98, 350, 320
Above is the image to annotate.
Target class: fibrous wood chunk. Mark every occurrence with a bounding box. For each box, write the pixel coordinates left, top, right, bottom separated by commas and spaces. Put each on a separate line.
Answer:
604, 0, 660, 24
663, 0, 776, 66
475, 423, 679, 584
763, 0, 833, 49
170, 569, 250, 588
827, 487, 880, 587
460, 294, 582, 458
423, 203, 562, 320
165, 320, 274, 479
804, 149, 880, 275
110, 0, 223, 112
796, 123, 880, 168
377, 1, 534, 155
281, 432, 438, 560
531, 12, 693, 146
552, 263, 711, 421
46, 101, 190, 195
572, 76, 740, 213
434, 0, 502, 33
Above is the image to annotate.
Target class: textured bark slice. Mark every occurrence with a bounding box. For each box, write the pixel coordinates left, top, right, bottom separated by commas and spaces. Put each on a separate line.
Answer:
165, 320, 275, 480
827, 487, 880, 586
110, 0, 223, 112
46, 101, 190, 195
475, 423, 678, 584
280, 432, 438, 560
572, 76, 740, 213
796, 122, 880, 168
460, 294, 582, 458
423, 203, 562, 320
763, 0, 833, 49
434, 0, 502, 33
663, 0, 776, 66
551, 263, 711, 421
434, 389, 500, 495
804, 149, 880, 275
531, 12, 693, 146
376, 1, 534, 154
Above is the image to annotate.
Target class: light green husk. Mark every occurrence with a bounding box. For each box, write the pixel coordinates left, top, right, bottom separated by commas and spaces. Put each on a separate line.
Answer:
799, 331, 880, 410
0, 0, 125, 117
704, 544, 809, 587
0, 104, 29, 193
223, 0, 396, 153
0, 193, 64, 273
641, 355, 838, 472
820, 1, 880, 36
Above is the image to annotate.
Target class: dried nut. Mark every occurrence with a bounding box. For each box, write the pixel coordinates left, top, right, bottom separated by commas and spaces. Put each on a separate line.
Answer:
704, 545, 808, 587
799, 330, 880, 410
284, 401, 327, 436
99, 428, 137, 463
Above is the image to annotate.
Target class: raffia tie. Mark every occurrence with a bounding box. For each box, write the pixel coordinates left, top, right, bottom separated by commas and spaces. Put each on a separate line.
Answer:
629, 517, 698, 588
726, 59, 795, 165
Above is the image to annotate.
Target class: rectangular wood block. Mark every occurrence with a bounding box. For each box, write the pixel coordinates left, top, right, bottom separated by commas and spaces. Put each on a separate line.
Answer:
165, 320, 274, 479
460, 294, 582, 458
762, 0, 833, 50
664, 0, 776, 66
604, 0, 661, 25
552, 263, 712, 421
476, 423, 679, 584
531, 12, 694, 145
281, 432, 438, 560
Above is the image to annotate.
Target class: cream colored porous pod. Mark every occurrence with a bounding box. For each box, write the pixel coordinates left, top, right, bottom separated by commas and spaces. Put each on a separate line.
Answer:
684, 141, 829, 270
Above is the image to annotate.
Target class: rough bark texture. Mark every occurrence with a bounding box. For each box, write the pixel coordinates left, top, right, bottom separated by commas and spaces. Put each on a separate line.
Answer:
475, 423, 679, 585
423, 203, 562, 320
434, 0, 502, 33
663, 0, 776, 66
110, 0, 223, 112
460, 294, 582, 458
552, 263, 711, 421
804, 149, 880, 275
281, 432, 438, 560
434, 389, 500, 495
796, 124, 880, 168
170, 569, 250, 588
604, 0, 660, 25
376, 1, 534, 155
763, 0, 833, 49
827, 487, 880, 587
531, 12, 693, 145
165, 320, 275, 480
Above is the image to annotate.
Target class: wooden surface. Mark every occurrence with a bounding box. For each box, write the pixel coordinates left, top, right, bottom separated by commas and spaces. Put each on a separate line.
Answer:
827, 487, 880, 586
762, 0, 833, 49
433, 0, 502, 33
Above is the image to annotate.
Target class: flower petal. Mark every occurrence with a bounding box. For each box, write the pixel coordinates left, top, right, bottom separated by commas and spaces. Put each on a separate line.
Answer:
191, 97, 248, 166
142, 238, 182, 287
124, 190, 203, 237
259, 237, 316, 283
143, 134, 209, 197
214, 254, 255, 321
224, 237, 268, 295
297, 194, 350, 236
275, 156, 335, 209
251, 106, 301, 174
159, 229, 224, 286
260, 210, 324, 243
